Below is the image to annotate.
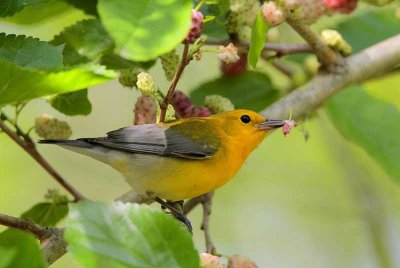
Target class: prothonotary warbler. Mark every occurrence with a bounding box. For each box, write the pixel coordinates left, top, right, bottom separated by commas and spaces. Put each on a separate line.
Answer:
39, 109, 289, 228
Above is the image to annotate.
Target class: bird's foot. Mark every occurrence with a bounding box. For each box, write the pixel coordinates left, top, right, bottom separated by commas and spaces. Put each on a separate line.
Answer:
155, 198, 192, 233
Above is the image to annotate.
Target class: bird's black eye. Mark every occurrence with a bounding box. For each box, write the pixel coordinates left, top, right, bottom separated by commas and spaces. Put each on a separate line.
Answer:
240, 115, 251, 124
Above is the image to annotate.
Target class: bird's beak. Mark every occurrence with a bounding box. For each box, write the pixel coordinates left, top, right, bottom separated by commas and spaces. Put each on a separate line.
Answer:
258, 119, 286, 130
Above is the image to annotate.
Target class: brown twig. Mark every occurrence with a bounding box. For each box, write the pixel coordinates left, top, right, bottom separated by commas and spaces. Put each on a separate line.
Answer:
159, 42, 191, 122
0, 212, 66, 265
0, 213, 48, 239
285, 17, 340, 70
261, 34, 400, 119
41, 228, 67, 265
183, 195, 203, 215
204, 38, 313, 56
200, 192, 216, 254
183, 193, 216, 253
0, 113, 86, 201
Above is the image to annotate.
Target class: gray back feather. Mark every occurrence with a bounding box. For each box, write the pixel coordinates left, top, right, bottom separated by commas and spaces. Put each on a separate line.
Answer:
80, 123, 220, 159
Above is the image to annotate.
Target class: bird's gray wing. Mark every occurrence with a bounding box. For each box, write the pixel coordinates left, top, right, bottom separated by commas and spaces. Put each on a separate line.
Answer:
80, 121, 221, 159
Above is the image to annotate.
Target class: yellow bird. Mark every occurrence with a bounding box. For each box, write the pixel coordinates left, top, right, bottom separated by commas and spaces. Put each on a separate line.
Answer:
40, 109, 286, 228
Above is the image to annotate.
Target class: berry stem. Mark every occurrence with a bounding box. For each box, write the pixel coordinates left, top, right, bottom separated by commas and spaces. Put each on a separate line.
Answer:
160, 42, 191, 122
285, 17, 341, 70
195, 0, 205, 11
0, 112, 86, 201
203, 38, 313, 56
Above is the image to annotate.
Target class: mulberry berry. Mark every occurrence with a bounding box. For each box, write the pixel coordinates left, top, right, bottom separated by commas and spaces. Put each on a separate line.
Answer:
321, 29, 352, 55
35, 114, 72, 140
226, 0, 260, 41
193, 107, 213, 117
171, 91, 195, 118
200, 253, 224, 268
204, 95, 235, 114
228, 254, 258, 268
185, 9, 204, 42
133, 96, 157, 125
136, 72, 157, 96
324, 0, 357, 13
119, 68, 140, 88
262, 1, 287, 26
221, 52, 247, 76
160, 50, 180, 81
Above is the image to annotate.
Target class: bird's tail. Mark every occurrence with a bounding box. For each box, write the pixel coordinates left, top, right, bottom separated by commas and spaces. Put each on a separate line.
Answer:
38, 139, 110, 164
38, 139, 94, 148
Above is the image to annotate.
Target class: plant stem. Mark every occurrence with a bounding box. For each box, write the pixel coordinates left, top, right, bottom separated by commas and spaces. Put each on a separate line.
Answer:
195, 0, 205, 11
200, 192, 216, 254
0, 213, 48, 239
159, 42, 190, 122
285, 17, 340, 69
0, 212, 66, 265
262, 34, 400, 119
204, 38, 313, 56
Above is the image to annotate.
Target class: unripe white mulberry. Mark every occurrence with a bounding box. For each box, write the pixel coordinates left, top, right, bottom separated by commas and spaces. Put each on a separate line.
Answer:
160, 50, 180, 81
35, 114, 72, 140
136, 72, 157, 96
321, 29, 352, 55
119, 68, 139, 88
226, 0, 260, 41
204, 95, 235, 114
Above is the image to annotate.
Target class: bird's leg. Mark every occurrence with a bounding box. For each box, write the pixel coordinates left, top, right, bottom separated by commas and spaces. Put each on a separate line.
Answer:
155, 197, 192, 233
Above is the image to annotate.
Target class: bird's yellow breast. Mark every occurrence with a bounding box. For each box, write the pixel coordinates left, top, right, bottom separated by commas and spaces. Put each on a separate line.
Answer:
107, 134, 260, 201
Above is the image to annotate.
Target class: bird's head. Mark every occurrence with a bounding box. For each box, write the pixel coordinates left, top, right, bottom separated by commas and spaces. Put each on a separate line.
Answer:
211, 109, 286, 154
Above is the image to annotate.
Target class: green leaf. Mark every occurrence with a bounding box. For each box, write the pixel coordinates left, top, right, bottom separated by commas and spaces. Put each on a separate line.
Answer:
3, 0, 72, 24
201, 0, 229, 39
325, 76, 400, 181
203, 0, 229, 13
333, 9, 398, 53
0, 33, 63, 69
248, 8, 269, 68
0, 0, 49, 17
190, 71, 279, 112
0, 230, 46, 268
202, 20, 229, 39
51, 19, 114, 65
0, 246, 17, 268
61, 0, 98, 16
21, 202, 69, 227
49, 89, 92, 116
65, 201, 199, 268
0, 60, 116, 106
100, 53, 156, 70
98, 0, 192, 61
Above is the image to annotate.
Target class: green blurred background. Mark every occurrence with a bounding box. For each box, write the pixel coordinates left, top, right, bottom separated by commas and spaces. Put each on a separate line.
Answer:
1, 3, 400, 268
